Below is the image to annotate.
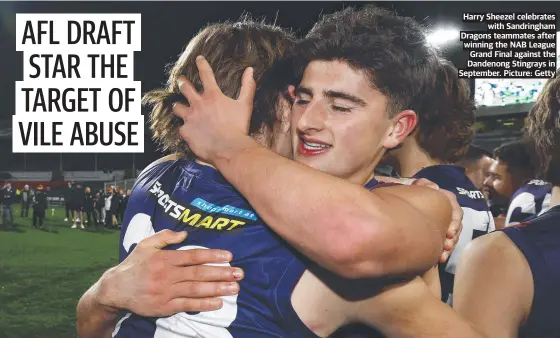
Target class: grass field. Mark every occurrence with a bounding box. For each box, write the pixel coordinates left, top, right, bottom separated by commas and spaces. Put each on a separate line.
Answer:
0, 206, 120, 338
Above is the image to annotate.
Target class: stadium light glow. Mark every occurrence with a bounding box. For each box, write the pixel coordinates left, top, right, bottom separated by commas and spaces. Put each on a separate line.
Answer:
427, 28, 460, 47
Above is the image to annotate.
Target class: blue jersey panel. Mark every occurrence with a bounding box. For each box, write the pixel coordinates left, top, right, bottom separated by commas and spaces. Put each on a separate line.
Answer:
414, 165, 495, 304
114, 159, 317, 338
506, 180, 553, 226
502, 206, 560, 338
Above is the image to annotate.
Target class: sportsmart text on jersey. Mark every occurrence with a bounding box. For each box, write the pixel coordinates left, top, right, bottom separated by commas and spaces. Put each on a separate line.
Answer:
148, 181, 247, 231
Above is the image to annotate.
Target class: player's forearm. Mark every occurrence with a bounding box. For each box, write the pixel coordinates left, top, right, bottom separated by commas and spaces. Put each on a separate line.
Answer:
76, 274, 120, 338
390, 304, 487, 338
212, 137, 444, 278
378, 286, 487, 338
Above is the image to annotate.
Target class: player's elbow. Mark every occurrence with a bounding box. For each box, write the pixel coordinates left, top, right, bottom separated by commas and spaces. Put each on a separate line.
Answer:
324, 217, 398, 279
331, 214, 442, 279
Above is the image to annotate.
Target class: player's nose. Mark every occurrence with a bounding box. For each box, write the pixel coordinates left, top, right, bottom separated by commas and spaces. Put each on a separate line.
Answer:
296, 101, 327, 133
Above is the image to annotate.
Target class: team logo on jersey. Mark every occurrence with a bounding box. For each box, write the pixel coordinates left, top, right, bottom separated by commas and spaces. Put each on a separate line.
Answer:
528, 179, 550, 186
148, 181, 254, 231
456, 187, 485, 200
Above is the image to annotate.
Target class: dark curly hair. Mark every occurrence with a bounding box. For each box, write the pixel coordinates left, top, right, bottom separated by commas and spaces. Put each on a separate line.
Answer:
295, 5, 441, 117
143, 17, 297, 157
294, 6, 473, 162
493, 140, 536, 183
456, 144, 493, 167
415, 60, 476, 163
525, 70, 560, 185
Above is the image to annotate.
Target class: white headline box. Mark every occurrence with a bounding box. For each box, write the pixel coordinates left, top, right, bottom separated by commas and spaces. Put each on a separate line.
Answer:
16, 13, 142, 51
22, 51, 135, 81
13, 114, 145, 153
15, 80, 141, 114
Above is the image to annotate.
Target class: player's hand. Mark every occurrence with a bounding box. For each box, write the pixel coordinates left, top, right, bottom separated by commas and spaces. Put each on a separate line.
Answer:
412, 178, 463, 263
172, 55, 257, 165
97, 229, 244, 317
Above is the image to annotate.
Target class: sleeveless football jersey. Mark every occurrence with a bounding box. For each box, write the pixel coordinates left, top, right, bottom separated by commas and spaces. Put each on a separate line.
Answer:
501, 205, 560, 338
505, 180, 553, 227
414, 165, 495, 304
113, 158, 318, 338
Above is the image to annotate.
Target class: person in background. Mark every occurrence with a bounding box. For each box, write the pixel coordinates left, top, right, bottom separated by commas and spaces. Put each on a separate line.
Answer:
104, 187, 114, 229
72, 183, 85, 229
32, 184, 47, 229
20, 184, 32, 218
504, 139, 552, 226
1, 183, 16, 228
368, 61, 494, 311
483, 140, 536, 229
110, 186, 122, 228
97, 189, 106, 226
121, 189, 131, 219
114, 189, 122, 224
64, 181, 74, 222
83, 187, 94, 228
456, 144, 494, 199
99, 189, 106, 226
44, 186, 51, 221
92, 192, 100, 226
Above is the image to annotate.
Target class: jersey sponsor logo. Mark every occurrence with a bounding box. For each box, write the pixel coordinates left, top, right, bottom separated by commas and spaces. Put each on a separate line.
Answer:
191, 197, 257, 221
148, 181, 251, 231
528, 179, 550, 186
456, 187, 485, 200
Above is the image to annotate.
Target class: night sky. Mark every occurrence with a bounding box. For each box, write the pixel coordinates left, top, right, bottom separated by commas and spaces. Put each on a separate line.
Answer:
0, 1, 558, 172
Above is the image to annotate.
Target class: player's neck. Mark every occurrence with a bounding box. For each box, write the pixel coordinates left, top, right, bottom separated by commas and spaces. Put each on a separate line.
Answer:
396, 141, 443, 178
550, 186, 560, 209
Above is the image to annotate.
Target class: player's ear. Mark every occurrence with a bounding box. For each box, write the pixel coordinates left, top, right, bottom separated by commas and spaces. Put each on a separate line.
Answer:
383, 110, 418, 149
287, 85, 296, 101
277, 95, 292, 133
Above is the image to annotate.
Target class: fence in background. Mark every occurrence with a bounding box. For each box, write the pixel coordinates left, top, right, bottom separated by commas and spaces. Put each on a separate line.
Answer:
103, 178, 137, 193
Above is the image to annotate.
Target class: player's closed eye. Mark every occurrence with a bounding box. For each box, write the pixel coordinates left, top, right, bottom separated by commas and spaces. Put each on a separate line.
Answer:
331, 105, 351, 113
294, 98, 309, 106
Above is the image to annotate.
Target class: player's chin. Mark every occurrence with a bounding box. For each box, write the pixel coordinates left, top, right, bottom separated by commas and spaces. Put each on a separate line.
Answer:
294, 154, 327, 170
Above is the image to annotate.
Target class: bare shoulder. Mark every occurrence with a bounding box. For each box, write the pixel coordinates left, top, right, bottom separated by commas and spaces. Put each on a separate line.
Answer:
455, 229, 533, 335
463, 231, 522, 265
459, 231, 531, 285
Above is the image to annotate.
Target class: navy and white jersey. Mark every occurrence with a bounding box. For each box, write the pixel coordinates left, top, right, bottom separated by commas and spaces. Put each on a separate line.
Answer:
501, 205, 560, 338
414, 165, 495, 304
113, 158, 318, 338
506, 180, 553, 227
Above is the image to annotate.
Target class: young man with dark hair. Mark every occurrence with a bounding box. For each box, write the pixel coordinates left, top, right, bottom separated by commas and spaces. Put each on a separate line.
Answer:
486, 140, 536, 200
78, 8, 469, 338
483, 140, 538, 228
456, 144, 494, 191
169, 6, 479, 337
370, 61, 495, 306
455, 69, 560, 338
501, 138, 552, 227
